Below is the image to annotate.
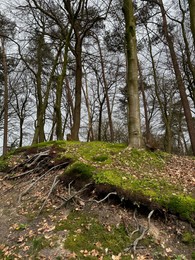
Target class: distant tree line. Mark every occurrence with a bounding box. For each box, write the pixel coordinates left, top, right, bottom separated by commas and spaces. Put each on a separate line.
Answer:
0, 0, 195, 155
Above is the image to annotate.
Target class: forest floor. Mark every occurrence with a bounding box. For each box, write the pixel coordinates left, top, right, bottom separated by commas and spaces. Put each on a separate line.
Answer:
0, 142, 194, 260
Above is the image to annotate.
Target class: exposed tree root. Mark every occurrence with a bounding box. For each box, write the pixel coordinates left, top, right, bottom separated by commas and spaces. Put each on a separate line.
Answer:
18, 161, 70, 203
124, 209, 154, 255
38, 175, 60, 216
56, 182, 93, 210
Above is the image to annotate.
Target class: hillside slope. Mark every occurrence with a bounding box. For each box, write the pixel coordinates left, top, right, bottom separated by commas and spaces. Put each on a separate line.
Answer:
0, 141, 194, 259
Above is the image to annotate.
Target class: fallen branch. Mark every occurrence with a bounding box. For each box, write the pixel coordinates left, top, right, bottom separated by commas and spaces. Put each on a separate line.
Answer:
124, 210, 154, 254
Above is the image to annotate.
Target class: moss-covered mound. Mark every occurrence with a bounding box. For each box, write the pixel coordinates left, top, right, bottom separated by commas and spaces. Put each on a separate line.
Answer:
2, 141, 195, 225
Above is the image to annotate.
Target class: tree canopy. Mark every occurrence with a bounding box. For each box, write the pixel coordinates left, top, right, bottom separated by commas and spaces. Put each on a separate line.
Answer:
0, 0, 195, 155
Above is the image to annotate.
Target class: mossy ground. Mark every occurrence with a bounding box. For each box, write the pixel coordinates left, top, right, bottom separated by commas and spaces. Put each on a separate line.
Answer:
55, 210, 132, 259
0, 141, 195, 259
44, 141, 194, 225
2, 141, 194, 224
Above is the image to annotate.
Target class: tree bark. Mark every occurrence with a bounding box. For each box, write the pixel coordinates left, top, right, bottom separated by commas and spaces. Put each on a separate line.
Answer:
71, 39, 82, 141
123, 0, 143, 148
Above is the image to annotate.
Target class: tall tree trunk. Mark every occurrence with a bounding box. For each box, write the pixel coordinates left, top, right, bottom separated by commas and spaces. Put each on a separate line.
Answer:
83, 71, 94, 141
19, 117, 24, 147
55, 29, 72, 140
1, 38, 8, 155
96, 35, 114, 142
179, 0, 195, 106
32, 32, 45, 144
32, 43, 62, 144
71, 39, 82, 141
159, 0, 195, 155
138, 60, 151, 144
123, 0, 142, 148
188, 0, 195, 48
146, 24, 173, 152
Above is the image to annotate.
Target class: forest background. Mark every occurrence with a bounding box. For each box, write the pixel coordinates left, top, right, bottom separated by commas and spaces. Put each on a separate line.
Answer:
0, 0, 195, 156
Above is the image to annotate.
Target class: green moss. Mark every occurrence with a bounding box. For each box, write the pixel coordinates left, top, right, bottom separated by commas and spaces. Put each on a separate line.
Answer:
182, 232, 195, 245
94, 169, 171, 198
192, 252, 195, 259
65, 162, 95, 179
92, 154, 108, 162
59, 141, 126, 163
0, 156, 8, 171
117, 148, 166, 172
161, 195, 195, 224
55, 211, 131, 259
94, 169, 195, 224
29, 236, 50, 256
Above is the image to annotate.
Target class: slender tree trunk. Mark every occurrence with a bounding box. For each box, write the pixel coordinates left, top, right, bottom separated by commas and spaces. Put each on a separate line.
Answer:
32, 32, 45, 144
123, 0, 142, 148
83, 71, 94, 141
146, 24, 173, 152
19, 117, 24, 147
1, 39, 8, 155
188, 0, 195, 48
71, 39, 82, 141
138, 60, 151, 144
65, 78, 74, 115
96, 35, 114, 142
32, 43, 62, 144
159, 0, 195, 155
55, 29, 72, 140
179, 0, 195, 105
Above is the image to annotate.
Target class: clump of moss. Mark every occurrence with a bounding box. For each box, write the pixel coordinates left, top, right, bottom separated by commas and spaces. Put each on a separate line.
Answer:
94, 169, 195, 225
192, 251, 195, 259
0, 157, 9, 171
29, 236, 50, 256
117, 148, 167, 173
55, 211, 131, 259
92, 154, 108, 162
65, 162, 94, 178
162, 195, 195, 225
59, 162, 95, 189
181, 232, 195, 245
